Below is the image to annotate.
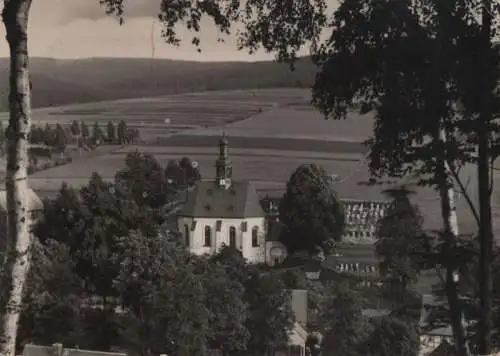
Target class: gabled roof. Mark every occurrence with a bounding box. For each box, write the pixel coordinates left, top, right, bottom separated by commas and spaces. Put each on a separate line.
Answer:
288, 322, 308, 346
178, 180, 264, 218
22, 344, 127, 356
428, 340, 455, 356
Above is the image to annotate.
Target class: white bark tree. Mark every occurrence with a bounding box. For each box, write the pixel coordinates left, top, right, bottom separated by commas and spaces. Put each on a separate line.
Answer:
0, 1, 33, 355
437, 127, 469, 355
0, 1, 244, 354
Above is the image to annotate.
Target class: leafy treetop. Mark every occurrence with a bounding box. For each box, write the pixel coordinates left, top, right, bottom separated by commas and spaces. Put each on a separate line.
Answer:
279, 163, 345, 254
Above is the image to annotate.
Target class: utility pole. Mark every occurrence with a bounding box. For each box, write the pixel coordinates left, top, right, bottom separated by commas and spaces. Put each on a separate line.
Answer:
477, 0, 494, 353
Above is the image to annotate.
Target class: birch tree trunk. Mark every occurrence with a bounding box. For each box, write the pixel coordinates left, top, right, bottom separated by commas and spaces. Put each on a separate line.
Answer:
0, 1, 33, 355
436, 127, 469, 356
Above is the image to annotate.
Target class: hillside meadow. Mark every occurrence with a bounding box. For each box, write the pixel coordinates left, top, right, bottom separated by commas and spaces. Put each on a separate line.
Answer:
0, 57, 317, 111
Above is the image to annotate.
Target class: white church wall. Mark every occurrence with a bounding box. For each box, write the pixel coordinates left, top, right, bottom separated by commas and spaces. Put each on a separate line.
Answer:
177, 216, 266, 264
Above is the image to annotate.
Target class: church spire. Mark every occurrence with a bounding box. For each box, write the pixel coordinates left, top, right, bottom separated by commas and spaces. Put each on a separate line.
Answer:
215, 132, 232, 188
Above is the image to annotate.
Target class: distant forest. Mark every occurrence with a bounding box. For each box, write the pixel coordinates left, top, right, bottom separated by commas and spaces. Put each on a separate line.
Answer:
0, 57, 317, 111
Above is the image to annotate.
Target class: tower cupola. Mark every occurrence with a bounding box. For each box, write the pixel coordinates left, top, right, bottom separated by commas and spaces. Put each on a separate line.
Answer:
215, 132, 232, 188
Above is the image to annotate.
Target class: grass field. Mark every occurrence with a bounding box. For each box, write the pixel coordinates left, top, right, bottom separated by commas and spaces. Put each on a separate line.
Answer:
29, 149, 364, 189
184, 107, 374, 142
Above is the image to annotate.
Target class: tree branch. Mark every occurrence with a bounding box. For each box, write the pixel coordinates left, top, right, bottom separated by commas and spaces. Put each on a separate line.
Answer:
488, 155, 495, 196
447, 160, 480, 227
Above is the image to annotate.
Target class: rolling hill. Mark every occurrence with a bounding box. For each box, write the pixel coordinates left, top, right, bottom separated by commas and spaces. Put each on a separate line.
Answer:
0, 57, 317, 111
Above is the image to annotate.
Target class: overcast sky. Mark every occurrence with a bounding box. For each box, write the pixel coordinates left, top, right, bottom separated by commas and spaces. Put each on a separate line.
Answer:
0, 0, 337, 62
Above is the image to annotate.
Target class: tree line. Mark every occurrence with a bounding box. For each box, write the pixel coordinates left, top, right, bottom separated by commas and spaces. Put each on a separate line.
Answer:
12, 151, 295, 356
0, 119, 141, 154
70, 120, 140, 146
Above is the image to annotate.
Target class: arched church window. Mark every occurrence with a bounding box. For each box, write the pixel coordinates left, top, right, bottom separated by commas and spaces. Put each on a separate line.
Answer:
229, 226, 236, 248
252, 226, 259, 247
184, 224, 190, 247
204, 226, 212, 247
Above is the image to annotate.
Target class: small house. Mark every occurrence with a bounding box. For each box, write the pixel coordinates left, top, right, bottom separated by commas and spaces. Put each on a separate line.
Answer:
22, 343, 127, 356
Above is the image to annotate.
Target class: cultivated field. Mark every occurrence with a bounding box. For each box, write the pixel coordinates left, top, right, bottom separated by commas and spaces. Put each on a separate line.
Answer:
0, 88, 374, 146
183, 107, 374, 142
0, 88, 302, 142
6, 87, 496, 238
0, 88, 308, 126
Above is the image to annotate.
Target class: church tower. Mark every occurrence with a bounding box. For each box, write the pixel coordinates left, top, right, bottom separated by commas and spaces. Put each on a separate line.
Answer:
215, 133, 232, 188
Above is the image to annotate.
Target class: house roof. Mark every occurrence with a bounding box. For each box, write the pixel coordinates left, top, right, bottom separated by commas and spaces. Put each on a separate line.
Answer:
428, 340, 455, 356
288, 322, 308, 346
22, 344, 127, 356
361, 308, 391, 318
0, 188, 43, 212
178, 180, 264, 218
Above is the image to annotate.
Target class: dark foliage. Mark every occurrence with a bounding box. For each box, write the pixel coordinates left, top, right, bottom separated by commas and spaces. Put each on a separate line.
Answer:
279, 163, 345, 254
363, 316, 419, 356
115, 151, 173, 210
320, 282, 373, 356
164, 157, 202, 189
375, 187, 429, 295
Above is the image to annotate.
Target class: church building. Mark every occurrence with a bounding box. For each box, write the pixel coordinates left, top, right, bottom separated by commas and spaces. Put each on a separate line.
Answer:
177, 134, 267, 264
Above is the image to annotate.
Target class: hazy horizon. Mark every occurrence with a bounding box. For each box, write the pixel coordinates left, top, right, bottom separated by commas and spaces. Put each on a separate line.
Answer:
0, 56, 281, 63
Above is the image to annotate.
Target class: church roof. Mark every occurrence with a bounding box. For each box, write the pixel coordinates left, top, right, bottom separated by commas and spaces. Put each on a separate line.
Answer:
178, 180, 265, 218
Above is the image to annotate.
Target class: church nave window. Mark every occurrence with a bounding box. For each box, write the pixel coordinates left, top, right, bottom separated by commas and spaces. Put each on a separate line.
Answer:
204, 226, 212, 247
229, 226, 236, 248
252, 226, 259, 247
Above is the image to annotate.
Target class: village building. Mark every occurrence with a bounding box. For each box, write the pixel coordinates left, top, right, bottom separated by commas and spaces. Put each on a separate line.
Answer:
177, 134, 269, 264
22, 343, 127, 356
275, 289, 309, 356
418, 294, 455, 356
